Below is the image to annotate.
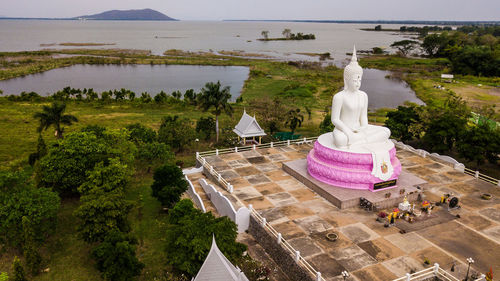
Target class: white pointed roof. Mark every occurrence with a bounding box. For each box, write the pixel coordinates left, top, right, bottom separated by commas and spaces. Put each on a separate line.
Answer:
233, 109, 266, 138
194, 236, 249, 281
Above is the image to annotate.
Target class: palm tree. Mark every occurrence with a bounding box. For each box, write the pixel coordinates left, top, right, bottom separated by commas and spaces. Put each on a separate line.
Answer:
33, 102, 78, 139
197, 81, 233, 142
285, 108, 304, 134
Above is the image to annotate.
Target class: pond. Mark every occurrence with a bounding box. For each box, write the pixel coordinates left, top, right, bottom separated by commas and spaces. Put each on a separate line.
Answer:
0, 64, 250, 101
0, 64, 423, 109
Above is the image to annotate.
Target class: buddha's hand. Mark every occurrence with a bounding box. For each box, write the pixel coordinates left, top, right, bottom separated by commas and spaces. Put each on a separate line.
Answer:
347, 131, 364, 145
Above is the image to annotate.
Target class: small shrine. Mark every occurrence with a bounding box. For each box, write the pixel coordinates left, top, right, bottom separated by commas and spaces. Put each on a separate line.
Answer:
233, 109, 266, 145
194, 236, 249, 281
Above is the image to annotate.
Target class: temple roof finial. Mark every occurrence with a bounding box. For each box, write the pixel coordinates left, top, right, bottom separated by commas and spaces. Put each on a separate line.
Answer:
351, 45, 357, 63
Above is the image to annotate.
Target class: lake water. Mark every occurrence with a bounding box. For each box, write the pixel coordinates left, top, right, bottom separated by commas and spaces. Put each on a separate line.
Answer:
0, 20, 424, 108
0, 64, 249, 101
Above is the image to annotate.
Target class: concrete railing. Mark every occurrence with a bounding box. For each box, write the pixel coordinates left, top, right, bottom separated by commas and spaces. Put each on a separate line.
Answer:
392, 263, 485, 281
199, 179, 250, 233
184, 175, 206, 213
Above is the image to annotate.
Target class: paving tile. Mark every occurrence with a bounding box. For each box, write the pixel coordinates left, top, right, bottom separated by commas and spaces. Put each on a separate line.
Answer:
418, 221, 500, 274
357, 238, 405, 262
382, 256, 425, 278
243, 196, 273, 210
245, 174, 271, 185
310, 230, 354, 251
409, 246, 455, 270
319, 212, 357, 228
255, 163, 279, 172
233, 186, 262, 200
385, 232, 431, 253
302, 199, 339, 214
227, 177, 251, 189
219, 170, 240, 180
306, 254, 346, 279
352, 263, 398, 281
276, 178, 305, 191
241, 150, 261, 158
253, 182, 285, 196
219, 153, 242, 161
234, 166, 261, 176
330, 244, 377, 271
293, 215, 333, 234
276, 204, 315, 220
258, 208, 287, 224
363, 219, 401, 236
480, 207, 500, 223
227, 159, 250, 169
288, 236, 323, 257
246, 156, 269, 164
265, 192, 298, 207
272, 221, 307, 240
265, 170, 292, 181
482, 225, 500, 243
268, 153, 289, 162
406, 166, 436, 178
289, 188, 317, 202
458, 213, 495, 231
258, 147, 280, 155
339, 222, 380, 244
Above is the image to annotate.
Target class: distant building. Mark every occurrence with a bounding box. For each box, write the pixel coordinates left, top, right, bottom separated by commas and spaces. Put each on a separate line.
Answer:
193, 236, 249, 281
441, 74, 454, 83
233, 109, 266, 145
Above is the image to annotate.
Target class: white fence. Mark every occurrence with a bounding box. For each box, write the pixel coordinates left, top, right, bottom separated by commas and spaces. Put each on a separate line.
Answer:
392, 263, 485, 281
393, 140, 499, 186
184, 175, 206, 213
199, 179, 250, 233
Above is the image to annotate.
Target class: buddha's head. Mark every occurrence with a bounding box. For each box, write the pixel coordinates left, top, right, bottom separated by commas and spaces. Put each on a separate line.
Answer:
344, 46, 363, 91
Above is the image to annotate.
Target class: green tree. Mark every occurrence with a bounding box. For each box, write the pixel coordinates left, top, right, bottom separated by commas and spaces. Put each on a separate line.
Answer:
151, 163, 187, 208
33, 101, 78, 139
196, 116, 216, 141
390, 40, 419, 56
140, 92, 152, 103
75, 159, 132, 242
37, 130, 135, 197
248, 97, 288, 135
91, 231, 144, 281
285, 108, 304, 133
197, 81, 234, 142
421, 95, 470, 153
261, 30, 269, 40
385, 104, 422, 142
125, 123, 157, 144
28, 134, 48, 167
184, 89, 197, 105
22, 217, 42, 276
0, 177, 59, 248
0, 272, 8, 281
319, 114, 334, 134
12, 257, 27, 281
158, 115, 196, 151
457, 123, 500, 168
282, 28, 291, 39
165, 200, 247, 276
421, 33, 449, 57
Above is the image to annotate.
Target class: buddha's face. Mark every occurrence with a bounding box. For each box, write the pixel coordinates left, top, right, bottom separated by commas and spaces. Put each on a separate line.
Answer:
346, 74, 362, 91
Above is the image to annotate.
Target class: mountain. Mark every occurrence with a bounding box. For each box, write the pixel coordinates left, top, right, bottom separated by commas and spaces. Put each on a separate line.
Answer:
74, 9, 177, 21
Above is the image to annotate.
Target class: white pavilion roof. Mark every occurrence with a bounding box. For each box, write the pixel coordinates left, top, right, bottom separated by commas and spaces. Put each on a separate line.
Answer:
194, 236, 249, 281
233, 110, 266, 138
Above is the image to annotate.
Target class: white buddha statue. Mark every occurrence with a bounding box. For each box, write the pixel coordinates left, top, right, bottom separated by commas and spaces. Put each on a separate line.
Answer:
331, 47, 391, 149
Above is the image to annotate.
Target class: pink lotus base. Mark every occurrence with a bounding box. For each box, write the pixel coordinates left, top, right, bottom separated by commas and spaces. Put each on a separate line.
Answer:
307, 140, 401, 191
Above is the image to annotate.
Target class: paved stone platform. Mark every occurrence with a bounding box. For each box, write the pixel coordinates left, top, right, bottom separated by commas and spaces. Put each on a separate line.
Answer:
283, 159, 425, 209
189, 143, 500, 280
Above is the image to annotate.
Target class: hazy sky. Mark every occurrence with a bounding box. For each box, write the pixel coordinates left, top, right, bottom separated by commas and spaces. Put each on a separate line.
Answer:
1, 0, 500, 21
